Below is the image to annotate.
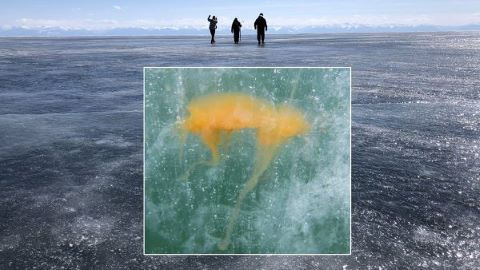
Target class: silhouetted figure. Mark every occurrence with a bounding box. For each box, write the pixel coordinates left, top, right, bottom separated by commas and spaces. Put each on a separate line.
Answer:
208, 15, 218, 44
231, 18, 242, 44
254, 13, 267, 45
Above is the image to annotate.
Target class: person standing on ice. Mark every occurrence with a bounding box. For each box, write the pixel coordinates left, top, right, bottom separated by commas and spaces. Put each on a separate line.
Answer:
231, 18, 242, 44
254, 13, 267, 45
207, 15, 218, 44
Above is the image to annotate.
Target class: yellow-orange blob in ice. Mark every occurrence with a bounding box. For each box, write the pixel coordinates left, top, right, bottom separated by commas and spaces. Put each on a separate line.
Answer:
179, 92, 310, 250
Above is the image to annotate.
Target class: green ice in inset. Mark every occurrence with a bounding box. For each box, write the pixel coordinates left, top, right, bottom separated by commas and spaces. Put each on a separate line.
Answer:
145, 68, 350, 254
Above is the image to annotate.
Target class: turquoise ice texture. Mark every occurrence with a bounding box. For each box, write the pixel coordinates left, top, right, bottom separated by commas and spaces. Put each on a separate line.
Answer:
144, 68, 350, 254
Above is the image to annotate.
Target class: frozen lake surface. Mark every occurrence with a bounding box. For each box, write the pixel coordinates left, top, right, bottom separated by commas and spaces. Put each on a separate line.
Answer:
0, 33, 479, 268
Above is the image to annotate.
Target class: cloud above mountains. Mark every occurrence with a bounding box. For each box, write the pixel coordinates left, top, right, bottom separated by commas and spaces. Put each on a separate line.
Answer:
4, 12, 480, 32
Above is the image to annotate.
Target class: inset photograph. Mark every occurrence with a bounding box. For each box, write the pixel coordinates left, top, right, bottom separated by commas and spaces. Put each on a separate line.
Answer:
144, 67, 351, 254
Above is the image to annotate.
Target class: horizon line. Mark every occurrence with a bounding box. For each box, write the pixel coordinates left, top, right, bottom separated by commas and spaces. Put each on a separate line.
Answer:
1, 29, 479, 39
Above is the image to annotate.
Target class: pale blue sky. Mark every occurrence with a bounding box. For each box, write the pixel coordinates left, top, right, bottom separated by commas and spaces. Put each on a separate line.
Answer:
1, 0, 480, 30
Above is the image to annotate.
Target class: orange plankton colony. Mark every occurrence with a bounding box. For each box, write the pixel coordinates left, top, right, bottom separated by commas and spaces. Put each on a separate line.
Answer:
179, 92, 310, 250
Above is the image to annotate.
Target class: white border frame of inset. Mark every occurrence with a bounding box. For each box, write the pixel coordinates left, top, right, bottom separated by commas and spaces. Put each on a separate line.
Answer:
143, 67, 352, 256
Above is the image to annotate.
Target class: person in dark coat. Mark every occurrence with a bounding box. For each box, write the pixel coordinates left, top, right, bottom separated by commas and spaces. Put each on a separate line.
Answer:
254, 13, 267, 45
207, 15, 218, 44
231, 18, 242, 44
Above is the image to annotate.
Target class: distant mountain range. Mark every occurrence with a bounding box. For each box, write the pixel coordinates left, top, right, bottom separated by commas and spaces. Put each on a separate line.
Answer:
1, 24, 480, 36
